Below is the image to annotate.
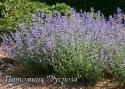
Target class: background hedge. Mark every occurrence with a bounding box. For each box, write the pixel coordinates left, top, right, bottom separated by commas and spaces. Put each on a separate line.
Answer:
0, 0, 70, 33
35, 0, 125, 16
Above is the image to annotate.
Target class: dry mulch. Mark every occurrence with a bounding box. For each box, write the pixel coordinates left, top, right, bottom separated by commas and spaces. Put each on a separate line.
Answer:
0, 76, 125, 89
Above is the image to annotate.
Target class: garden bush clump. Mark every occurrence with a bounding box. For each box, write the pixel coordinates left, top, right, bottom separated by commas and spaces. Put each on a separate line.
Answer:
0, 0, 70, 33
40, 0, 125, 16
2, 8, 125, 83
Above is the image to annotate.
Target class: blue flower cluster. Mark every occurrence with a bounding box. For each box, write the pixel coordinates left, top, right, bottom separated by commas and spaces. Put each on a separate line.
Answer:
1, 8, 125, 82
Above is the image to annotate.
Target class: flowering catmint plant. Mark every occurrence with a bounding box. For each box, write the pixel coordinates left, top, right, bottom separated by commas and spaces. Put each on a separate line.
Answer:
2, 8, 125, 82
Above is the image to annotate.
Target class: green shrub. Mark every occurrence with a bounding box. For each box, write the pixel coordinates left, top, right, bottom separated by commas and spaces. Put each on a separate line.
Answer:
0, 2, 4, 17
49, 41, 103, 83
0, 0, 70, 33
40, 0, 125, 16
99, 46, 125, 82
51, 3, 70, 15
109, 47, 125, 83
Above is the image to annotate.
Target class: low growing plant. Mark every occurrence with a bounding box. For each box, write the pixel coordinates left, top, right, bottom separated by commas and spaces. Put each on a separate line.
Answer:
2, 8, 125, 83
49, 41, 102, 83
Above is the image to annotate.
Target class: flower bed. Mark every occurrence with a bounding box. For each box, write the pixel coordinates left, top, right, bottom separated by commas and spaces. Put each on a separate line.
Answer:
1, 8, 125, 83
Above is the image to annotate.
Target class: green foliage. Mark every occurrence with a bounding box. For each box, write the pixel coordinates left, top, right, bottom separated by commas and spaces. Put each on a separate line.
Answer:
51, 3, 70, 15
99, 46, 125, 82
109, 47, 125, 83
49, 42, 103, 83
2, 0, 47, 31
40, 0, 125, 16
0, 0, 70, 33
0, 2, 4, 17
